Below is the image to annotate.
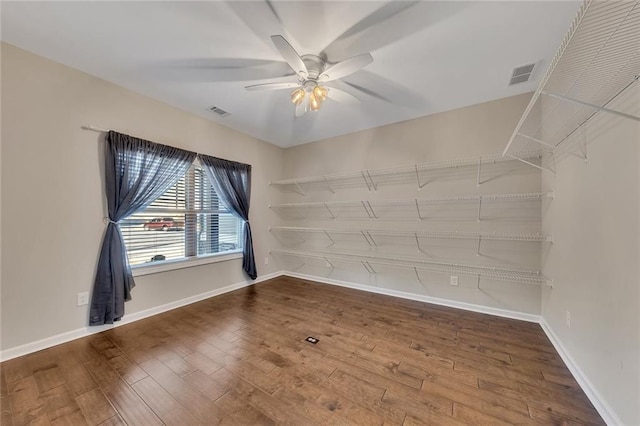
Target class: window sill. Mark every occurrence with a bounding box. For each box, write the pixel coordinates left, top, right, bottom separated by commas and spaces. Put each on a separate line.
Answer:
131, 251, 243, 277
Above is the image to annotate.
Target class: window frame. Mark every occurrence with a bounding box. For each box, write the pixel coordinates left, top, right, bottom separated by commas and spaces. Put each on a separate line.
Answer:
131, 251, 243, 276
127, 160, 244, 275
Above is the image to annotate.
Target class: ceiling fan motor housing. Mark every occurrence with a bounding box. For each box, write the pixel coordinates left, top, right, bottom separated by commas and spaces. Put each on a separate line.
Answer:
300, 54, 326, 81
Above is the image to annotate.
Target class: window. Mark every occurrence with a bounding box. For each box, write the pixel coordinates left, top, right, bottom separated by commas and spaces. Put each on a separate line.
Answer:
121, 162, 243, 267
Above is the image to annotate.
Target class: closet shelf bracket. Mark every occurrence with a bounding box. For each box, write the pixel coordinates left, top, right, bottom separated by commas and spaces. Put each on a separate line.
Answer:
367, 201, 378, 219
324, 203, 336, 220
361, 170, 378, 192
541, 90, 640, 123
414, 199, 423, 221
293, 180, 306, 196
517, 133, 586, 162
414, 267, 425, 287
323, 257, 334, 269
324, 230, 336, 246
323, 176, 336, 194
507, 153, 557, 175
415, 165, 427, 189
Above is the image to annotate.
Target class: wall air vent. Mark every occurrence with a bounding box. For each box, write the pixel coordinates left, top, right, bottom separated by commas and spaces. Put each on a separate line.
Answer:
209, 106, 230, 117
509, 63, 536, 86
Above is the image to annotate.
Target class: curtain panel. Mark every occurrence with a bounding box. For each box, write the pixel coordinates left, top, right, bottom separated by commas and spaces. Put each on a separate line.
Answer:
90, 131, 196, 325
198, 154, 257, 280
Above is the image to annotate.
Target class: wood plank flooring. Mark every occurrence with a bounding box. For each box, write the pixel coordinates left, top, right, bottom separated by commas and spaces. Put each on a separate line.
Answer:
0, 276, 604, 425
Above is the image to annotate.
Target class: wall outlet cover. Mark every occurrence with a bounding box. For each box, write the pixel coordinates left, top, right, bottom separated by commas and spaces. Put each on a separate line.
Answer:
77, 292, 89, 306
450, 276, 459, 286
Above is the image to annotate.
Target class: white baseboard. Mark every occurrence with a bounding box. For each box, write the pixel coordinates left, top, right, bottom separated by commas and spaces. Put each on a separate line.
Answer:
539, 318, 621, 426
283, 271, 541, 323
0, 271, 283, 362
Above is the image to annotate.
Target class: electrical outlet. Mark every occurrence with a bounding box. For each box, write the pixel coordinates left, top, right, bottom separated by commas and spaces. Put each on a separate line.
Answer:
77, 292, 89, 306
264, 256, 269, 265
566, 310, 571, 328
450, 275, 459, 286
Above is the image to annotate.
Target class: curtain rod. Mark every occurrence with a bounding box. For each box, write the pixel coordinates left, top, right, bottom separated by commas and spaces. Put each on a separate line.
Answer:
82, 125, 109, 133
81, 125, 252, 168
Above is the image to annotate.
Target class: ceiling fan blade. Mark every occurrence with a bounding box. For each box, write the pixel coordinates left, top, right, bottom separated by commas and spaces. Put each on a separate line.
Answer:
327, 87, 361, 105
295, 99, 308, 117
245, 82, 300, 91
321, 1, 458, 60
319, 53, 373, 82
265, 0, 283, 26
271, 35, 308, 79
342, 80, 391, 103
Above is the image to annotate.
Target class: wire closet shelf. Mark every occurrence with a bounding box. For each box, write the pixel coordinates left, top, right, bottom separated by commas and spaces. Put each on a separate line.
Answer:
270, 226, 552, 243
270, 151, 543, 195
503, 0, 640, 172
270, 249, 552, 286
269, 192, 553, 221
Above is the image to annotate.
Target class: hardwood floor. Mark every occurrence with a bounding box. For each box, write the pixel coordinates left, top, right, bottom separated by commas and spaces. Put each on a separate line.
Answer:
1, 276, 604, 425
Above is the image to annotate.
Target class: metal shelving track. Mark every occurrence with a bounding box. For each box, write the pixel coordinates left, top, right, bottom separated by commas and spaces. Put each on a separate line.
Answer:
503, 0, 640, 170
270, 249, 551, 286
270, 150, 542, 195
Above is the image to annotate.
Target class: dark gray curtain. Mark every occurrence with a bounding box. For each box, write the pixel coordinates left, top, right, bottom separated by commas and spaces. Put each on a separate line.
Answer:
198, 154, 257, 280
90, 131, 196, 325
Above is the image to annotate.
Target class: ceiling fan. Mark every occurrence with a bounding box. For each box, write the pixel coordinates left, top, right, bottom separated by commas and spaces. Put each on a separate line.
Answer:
245, 35, 373, 117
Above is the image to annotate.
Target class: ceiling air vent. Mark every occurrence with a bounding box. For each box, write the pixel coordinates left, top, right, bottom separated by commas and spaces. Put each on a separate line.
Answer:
509, 63, 536, 86
209, 106, 230, 117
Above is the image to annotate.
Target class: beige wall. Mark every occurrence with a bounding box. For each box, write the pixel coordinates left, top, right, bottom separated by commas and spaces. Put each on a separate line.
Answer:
283, 93, 535, 176
541, 83, 639, 425
278, 93, 545, 315
0, 43, 284, 351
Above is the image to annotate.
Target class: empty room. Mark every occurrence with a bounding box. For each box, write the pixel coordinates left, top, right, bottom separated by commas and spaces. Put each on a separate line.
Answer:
1, 1, 638, 425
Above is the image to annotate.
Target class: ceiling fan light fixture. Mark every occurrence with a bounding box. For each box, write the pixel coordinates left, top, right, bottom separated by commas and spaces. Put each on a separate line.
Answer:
290, 88, 305, 105
309, 92, 321, 111
313, 85, 328, 102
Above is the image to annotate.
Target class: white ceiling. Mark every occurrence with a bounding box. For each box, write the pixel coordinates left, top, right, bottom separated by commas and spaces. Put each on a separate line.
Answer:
1, 1, 581, 148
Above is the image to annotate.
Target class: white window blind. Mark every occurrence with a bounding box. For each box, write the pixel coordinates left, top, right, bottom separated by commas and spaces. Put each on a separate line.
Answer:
121, 163, 243, 266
